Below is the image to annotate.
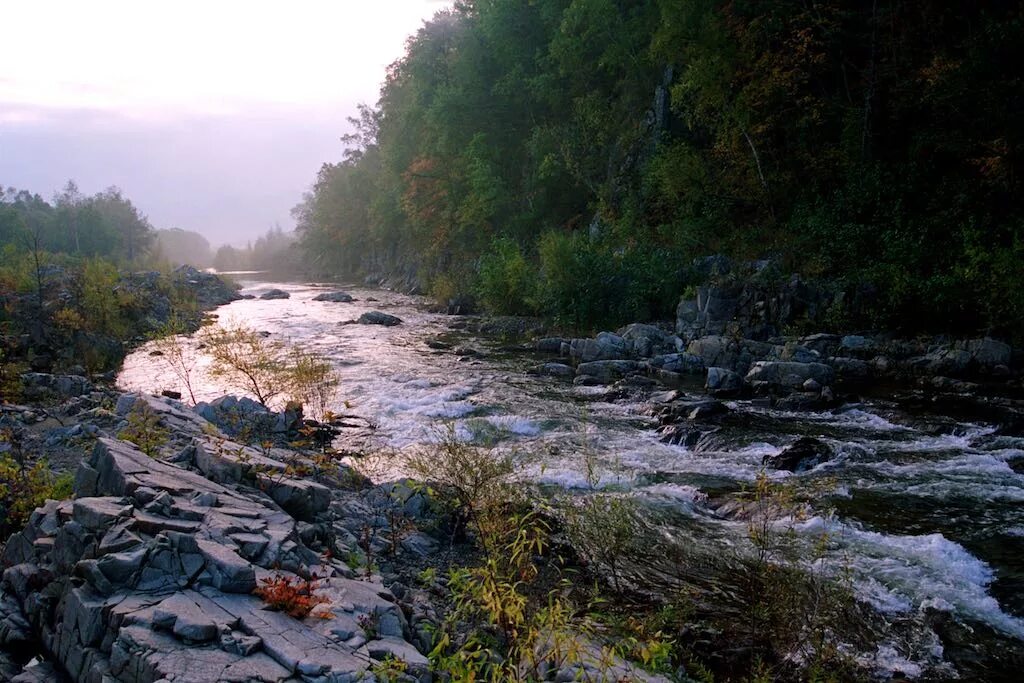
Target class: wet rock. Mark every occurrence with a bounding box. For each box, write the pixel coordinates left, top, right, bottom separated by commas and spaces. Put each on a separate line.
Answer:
357, 311, 403, 326
258, 288, 290, 300
160, 389, 182, 400
570, 332, 630, 362
774, 390, 836, 411
764, 436, 833, 472
705, 367, 743, 397
536, 337, 568, 354
575, 360, 642, 383
535, 362, 575, 378
745, 361, 834, 391
617, 323, 675, 358
312, 291, 354, 302
829, 356, 871, 380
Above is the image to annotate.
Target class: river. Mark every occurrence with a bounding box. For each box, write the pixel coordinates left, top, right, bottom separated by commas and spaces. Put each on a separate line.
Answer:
118, 278, 1024, 679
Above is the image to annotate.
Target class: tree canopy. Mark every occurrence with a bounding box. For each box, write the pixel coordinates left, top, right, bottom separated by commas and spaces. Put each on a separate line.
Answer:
295, 0, 1024, 336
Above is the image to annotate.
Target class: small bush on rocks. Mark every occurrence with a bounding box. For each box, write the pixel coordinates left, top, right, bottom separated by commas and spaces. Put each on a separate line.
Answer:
0, 427, 73, 538
254, 574, 330, 619
117, 403, 169, 457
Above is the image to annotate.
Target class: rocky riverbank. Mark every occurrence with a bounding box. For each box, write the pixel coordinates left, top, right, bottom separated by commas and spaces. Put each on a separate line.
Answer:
529, 256, 1023, 443
0, 384, 441, 682
0, 376, 679, 682
1, 265, 240, 378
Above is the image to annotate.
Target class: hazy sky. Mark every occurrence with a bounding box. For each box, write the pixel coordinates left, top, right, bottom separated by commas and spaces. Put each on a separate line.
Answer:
0, 0, 450, 247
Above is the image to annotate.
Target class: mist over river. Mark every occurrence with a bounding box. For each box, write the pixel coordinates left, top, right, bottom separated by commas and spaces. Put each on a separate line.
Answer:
119, 279, 1024, 679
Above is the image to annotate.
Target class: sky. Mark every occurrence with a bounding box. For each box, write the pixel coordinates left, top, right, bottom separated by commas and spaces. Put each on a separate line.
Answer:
0, 0, 450, 247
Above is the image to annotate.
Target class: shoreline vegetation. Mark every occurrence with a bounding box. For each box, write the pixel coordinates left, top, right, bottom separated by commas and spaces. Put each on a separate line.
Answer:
0, 270, 1021, 680
293, 1, 1024, 343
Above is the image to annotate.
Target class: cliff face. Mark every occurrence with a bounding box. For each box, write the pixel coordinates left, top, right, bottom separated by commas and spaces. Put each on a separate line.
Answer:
0, 394, 436, 682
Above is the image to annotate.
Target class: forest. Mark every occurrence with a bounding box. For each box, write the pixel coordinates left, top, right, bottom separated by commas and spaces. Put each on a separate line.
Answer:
294, 0, 1024, 337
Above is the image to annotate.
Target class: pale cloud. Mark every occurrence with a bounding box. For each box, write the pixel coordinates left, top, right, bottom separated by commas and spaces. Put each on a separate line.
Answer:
0, 1, 451, 245
1, 1, 448, 117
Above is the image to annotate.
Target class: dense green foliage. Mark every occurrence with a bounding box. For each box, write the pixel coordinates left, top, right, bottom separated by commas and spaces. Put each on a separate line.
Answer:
1, 181, 155, 263
296, 0, 1024, 336
0, 182, 206, 372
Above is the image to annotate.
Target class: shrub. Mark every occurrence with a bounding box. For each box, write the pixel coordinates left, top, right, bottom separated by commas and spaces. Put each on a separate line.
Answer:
0, 429, 74, 538
200, 322, 342, 414
288, 348, 340, 422
151, 313, 200, 404
117, 402, 169, 457
404, 425, 516, 546
253, 573, 330, 619
475, 237, 537, 315
563, 494, 641, 594
536, 231, 689, 331
200, 323, 291, 406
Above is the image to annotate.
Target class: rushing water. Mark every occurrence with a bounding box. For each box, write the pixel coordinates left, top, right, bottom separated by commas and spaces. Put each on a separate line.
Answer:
119, 279, 1024, 678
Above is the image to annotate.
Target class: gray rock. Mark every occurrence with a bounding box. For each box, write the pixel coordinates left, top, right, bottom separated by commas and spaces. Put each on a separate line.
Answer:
258, 288, 290, 300
705, 367, 743, 396
829, 356, 871, 379
764, 437, 833, 472
963, 337, 1012, 368
536, 337, 567, 354
313, 291, 354, 302
357, 311, 403, 326
570, 332, 630, 363
649, 352, 705, 375
575, 360, 641, 383
72, 497, 133, 531
258, 474, 331, 522
617, 323, 674, 358
536, 362, 575, 378
745, 361, 835, 390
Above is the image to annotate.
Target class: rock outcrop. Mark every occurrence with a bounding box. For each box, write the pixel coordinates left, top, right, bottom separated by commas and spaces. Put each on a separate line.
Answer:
0, 409, 433, 682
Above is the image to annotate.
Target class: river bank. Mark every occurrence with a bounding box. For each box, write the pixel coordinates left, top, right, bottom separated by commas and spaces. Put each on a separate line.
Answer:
3, 275, 1024, 680
114, 278, 1024, 678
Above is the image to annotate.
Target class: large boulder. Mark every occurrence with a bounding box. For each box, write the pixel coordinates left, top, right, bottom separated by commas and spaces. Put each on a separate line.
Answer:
570, 332, 630, 363
617, 324, 675, 358
174, 265, 241, 307
745, 361, 835, 390
686, 336, 773, 375
705, 367, 743, 397
258, 288, 290, 300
